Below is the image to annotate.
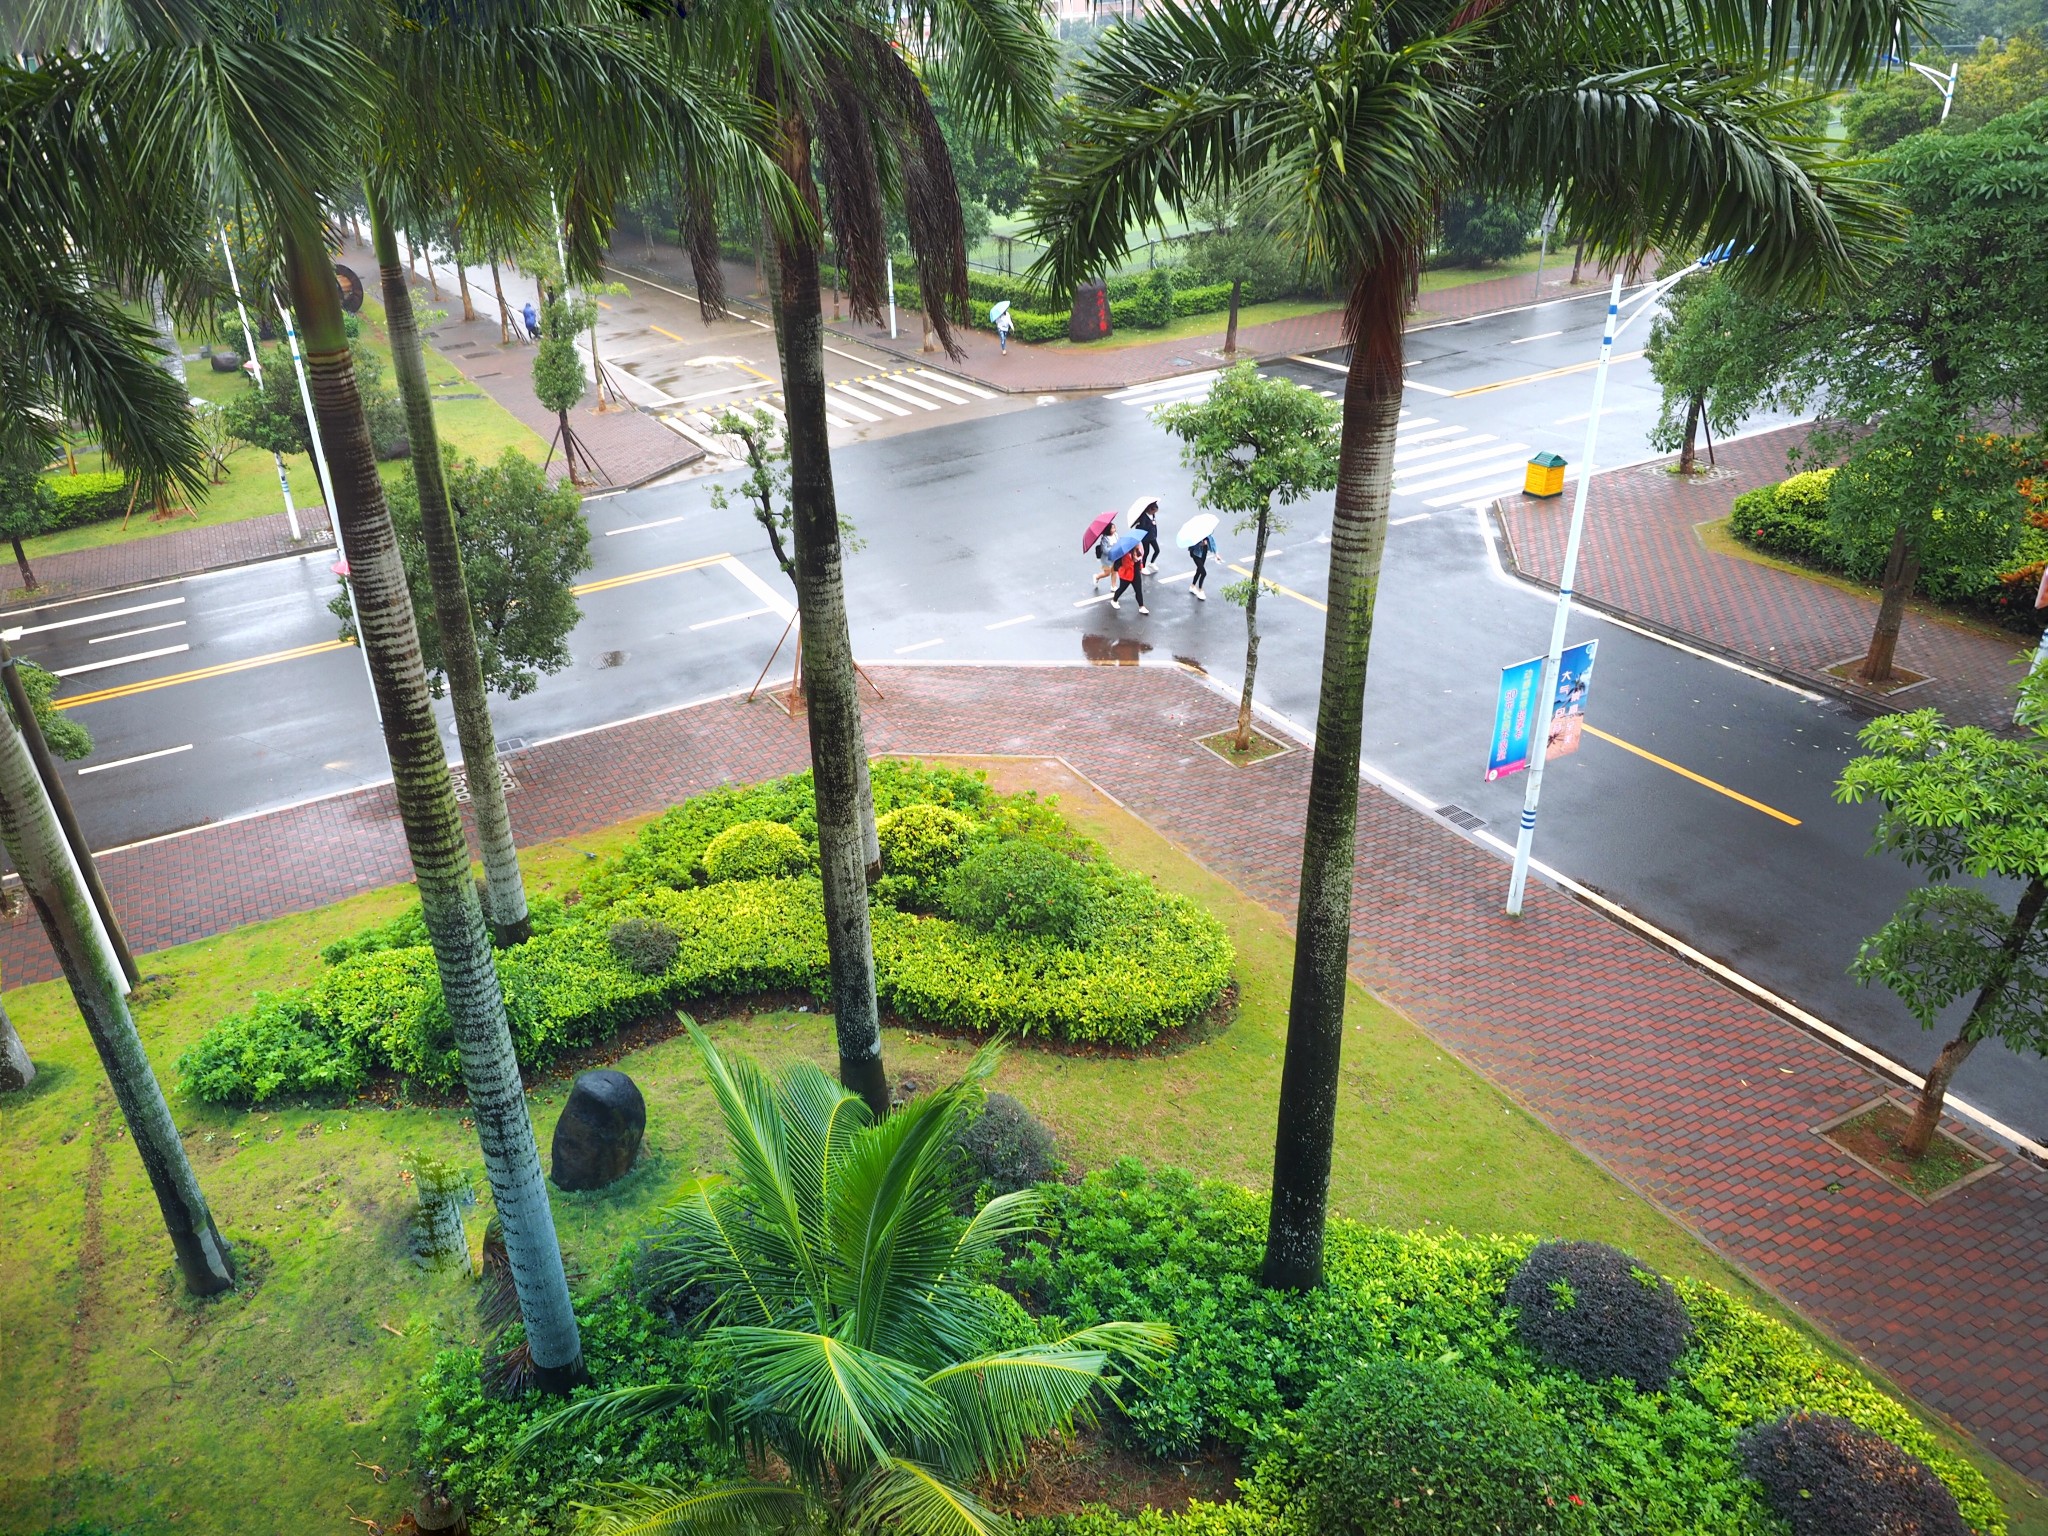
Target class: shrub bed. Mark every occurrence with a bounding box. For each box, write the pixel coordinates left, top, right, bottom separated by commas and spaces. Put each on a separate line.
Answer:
1003, 1162, 2003, 1536
179, 763, 1234, 1104
43, 471, 132, 530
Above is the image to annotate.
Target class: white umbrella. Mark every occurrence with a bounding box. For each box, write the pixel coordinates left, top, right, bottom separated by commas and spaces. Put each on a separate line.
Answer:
988, 299, 1012, 322
1125, 494, 1161, 523
1175, 512, 1219, 547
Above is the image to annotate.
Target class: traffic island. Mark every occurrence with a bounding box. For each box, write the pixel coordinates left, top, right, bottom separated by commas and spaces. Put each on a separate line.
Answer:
1816, 1097, 2002, 1203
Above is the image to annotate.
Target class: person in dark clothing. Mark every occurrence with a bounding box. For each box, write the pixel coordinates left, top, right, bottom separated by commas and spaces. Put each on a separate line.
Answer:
521, 299, 541, 340
1134, 501, 1162, 571
1188, 532, 1216, 600
1109, 547, 1147, 613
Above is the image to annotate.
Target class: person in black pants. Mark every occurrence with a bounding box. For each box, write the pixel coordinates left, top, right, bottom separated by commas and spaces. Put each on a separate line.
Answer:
1109, 548, 1148, 613
1188, 532, 1215, 600
1135, 500, 1162, 572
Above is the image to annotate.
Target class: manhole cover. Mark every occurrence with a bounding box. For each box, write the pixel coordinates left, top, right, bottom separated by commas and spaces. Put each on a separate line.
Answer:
599, 650, 626, 668
1435, 803, 1487, 831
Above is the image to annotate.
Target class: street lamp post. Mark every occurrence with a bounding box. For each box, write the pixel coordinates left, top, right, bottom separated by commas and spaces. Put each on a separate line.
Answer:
1505, 245, 1737, 916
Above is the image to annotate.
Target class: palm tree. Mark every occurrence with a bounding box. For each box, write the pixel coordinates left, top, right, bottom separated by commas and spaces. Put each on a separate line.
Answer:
539, 1027, 1170, 1534
1028, 0, 1911, 1290
668, 0, 1056, 1116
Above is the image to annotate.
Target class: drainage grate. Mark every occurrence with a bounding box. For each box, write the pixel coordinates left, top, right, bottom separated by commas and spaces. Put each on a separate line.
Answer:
1435, 803, 1487, 831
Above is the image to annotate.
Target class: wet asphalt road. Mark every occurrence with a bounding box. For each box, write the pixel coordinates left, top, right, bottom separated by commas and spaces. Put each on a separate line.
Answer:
20, 284, 2043, 1142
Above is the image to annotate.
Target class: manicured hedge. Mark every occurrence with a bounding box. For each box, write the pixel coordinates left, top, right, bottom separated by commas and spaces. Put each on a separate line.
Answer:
1172, 281, 1237, 319
1006, 1162, 2003, 1536
179, 763, 1234, 1103
43, 472, 132, 531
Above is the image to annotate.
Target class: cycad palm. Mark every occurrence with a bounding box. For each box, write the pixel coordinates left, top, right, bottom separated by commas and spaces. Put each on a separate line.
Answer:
547, 1027, 1170, 1535
1029, 0, 1916, 1291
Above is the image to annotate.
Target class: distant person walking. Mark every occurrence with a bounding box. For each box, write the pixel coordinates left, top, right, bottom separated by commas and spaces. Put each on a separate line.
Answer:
996, 307, 1014, 353
1188, 531, 1216, 600
1132, 498, 1161, 571
1109, 546, 1148, 613
521, 300, 540, 341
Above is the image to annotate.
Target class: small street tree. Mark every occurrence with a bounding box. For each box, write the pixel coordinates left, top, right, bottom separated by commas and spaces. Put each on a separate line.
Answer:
1155, 364, 1340, 751
532, 294, 600, 485
1644, 268, 1794, 475
1836, 678, 2048, 1157
0, 457, 56, 590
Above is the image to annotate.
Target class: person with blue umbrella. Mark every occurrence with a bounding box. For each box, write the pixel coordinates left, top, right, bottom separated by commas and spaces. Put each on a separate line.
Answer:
1103, 525, 1148, 613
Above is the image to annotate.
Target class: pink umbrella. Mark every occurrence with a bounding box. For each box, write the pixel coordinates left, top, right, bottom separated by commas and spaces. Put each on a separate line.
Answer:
1081, 509, 1117, 551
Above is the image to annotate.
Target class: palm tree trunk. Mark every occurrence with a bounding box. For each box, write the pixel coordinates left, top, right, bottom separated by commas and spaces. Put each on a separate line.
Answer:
1224, 277, 1241, 358
0, 995, 35, 1091
11, 537, 36, 590
453, 225, 477, 324
1859, 523, 1920, 684
1262, 259, 1407, 1293
1678, 393, 1703, 475
370, 198, 532, 947
1236, 508, 1270, 749
280, 221, 581, 1387
766, 121, 888, 1118
491, 258, 511, 345
1901, 876, 2046, 1158
0, 699, 233, 1291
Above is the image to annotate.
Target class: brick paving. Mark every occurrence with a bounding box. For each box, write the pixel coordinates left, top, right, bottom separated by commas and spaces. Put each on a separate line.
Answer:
0, 507, 332, 607
1497, 424, 2035, 729
7, 662, 2046, 1487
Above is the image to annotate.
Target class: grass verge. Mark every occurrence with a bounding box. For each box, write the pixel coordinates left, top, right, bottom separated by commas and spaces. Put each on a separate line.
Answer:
0, 757, 2037, 1534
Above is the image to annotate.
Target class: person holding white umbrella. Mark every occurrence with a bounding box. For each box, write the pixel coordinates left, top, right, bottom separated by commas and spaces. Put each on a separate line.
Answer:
989, 299, 1014, 353
1177, 512, 1220, 600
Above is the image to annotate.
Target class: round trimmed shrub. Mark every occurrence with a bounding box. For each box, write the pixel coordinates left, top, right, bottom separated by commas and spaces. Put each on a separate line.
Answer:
702, 819, 809, 883
941, 839, 1092, 942
956, 1092, 1062, 1193
877, 802, 976, 900
1503, 1239, 1694, 1390
1737, 1411, 1969, 1536
607, 917, 679, 977
1294, 1355, 1593, 1536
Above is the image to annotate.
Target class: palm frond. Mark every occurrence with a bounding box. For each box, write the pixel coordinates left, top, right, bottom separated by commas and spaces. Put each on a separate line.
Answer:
714, 1325, 954, 1471
574, 1477, 821, 1536
908, 0, 1061, 144
842, 1457, 1003, 1536
643, 1174, 810, 1328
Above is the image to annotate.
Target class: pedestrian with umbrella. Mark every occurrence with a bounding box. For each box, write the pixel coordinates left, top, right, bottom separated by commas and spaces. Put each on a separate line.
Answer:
1104, 526, 1148, 613
1128, 494, 1163, 571
990, 299, 1014, 354
1081, 508, 1119, 585
1178, 512, 1219, 601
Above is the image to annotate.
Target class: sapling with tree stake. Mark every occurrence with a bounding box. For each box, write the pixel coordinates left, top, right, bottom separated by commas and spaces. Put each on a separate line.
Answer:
1154, 364, 1340, 751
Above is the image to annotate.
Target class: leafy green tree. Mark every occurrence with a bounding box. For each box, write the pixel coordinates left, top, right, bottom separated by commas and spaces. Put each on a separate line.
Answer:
1030, 0, 1905, 1292
1948, 26, 2048, 131
13, 660, 93, 763
1437, 189, 1536, 266
220, 347, 312, 456
1842, 73, 1943, 152
532, 294, 598, 484
1645, 268, 1796, 474
1836, 678, 2048, 1157
0, 458, 56, 590
541, 1027, 1171, 1534
1156, 364, 1341, 750
709, 406, 798, 577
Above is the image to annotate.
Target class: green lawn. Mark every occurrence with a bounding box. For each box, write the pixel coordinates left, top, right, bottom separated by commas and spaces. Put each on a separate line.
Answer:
30, 305, 547, 562
0, 757, 2036, 1534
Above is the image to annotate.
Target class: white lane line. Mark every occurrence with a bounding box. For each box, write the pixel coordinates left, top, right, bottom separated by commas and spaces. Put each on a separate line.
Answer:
1394, 425, 1466, 450
894, 637, 945, 654
1108, 369, 1222, 401
1404, 380, 1457, 397
19, 596, 185, 637
824, 412, 858, 431
52, 643, 190, 678
1512, 330, 1564, 344
1155, 570, 1194, 584
915, 368, 996, 399
1426, 467, 1579, 509
77, 742, 193, 775
680, 380, 773, 403
832, 384, 908, 418
1554, 406, 1619, 426
822, 390, 884, 423
1318, 389, 1338, 398
1393, 444, 1527, 487
606, 511, 695, 536
717, 556, 796, 620
985, 614, 1036, 630
1395, 455, 1537, 498
888, 375, 969, 406
1394, 434, 1499, 468
89, 620, 187, 645
822, 342, 872, 363
1139, 384, 1222, 409
1286, 354, 1348, 374
859, 379, 941, 412
1390, 513, 1433, 526
1074, 592, 1112, 607
688, 606, 775, 631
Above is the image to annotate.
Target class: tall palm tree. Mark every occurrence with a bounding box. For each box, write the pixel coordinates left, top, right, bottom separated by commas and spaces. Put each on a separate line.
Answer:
1028, 0, 1913, 1290
538, 1027, 1171, 1534
671, 0, 1056, 1117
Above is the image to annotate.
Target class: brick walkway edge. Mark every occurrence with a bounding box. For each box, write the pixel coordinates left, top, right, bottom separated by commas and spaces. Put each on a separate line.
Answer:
7, 663, 2044, 1485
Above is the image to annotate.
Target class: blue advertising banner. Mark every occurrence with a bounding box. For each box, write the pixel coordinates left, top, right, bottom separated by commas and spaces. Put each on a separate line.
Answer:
1485, 640, 1598, 781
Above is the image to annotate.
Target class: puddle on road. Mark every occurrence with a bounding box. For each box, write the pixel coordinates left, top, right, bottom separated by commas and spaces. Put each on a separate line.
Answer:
1082, 632, 1151, 667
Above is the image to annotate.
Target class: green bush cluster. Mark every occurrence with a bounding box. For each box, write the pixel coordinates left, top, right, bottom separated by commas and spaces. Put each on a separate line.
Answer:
955, 1090, 1063, 1194
180, 764, 1233, 1103
1728, 469, 1842, 566
1172, 281, 1237, 319
875, 801, 977, 907
42, 471, 132, 530
1005, 1162, 2003, 1536
1108, 270, 1176, 330
414, 1276, 734, 1533
940, 838, 1092, 941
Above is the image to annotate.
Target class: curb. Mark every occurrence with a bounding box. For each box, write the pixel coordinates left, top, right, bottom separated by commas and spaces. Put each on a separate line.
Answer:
0, 522, 339, 613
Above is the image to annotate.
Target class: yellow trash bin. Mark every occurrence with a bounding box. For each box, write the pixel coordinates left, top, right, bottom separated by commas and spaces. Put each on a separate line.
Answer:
1524, 451, 1567, 499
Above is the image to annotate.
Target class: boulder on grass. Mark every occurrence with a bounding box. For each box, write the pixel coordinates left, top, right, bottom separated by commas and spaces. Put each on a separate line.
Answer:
550, 1069, 645, 1190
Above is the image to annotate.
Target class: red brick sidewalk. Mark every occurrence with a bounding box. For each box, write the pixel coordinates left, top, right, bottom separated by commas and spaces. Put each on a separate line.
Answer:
1497, 425, 2035, 729
7, 663, 2045, 1487
0, 506, 332, 607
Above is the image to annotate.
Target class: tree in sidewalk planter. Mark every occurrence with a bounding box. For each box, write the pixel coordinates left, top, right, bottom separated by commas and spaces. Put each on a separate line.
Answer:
532, 293, 603, 486
1030, 0, 1907, 1290
1435, 188, 1538, 267
0, 456, 56, 590
1644, 267, 1797, 475
1835, 678, 2048, 1159
1154, 363, 1340, 751
534, 1027, 1171, 1535
672, 0, 1055, 1117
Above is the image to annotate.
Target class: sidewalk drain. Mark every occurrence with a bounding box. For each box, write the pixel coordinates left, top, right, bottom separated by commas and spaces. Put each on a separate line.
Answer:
1435, 804, 1487, 831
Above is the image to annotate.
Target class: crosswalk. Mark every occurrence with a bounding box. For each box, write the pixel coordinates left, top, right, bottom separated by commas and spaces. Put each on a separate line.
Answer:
1105, 370, 1578, 512
664, 366, 997, 452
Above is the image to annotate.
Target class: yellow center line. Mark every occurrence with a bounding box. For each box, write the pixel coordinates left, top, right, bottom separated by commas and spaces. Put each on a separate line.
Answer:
1451, 350, 1645, 398
1226, 563, 1327, 612
54, 639, 355, 711
1582, 724, 1802, 825
645, 326, 779, 384
571, 553, 731, 597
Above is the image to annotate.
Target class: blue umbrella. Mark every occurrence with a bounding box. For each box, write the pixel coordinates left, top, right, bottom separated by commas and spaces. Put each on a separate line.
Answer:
1106, 529, 1145, 560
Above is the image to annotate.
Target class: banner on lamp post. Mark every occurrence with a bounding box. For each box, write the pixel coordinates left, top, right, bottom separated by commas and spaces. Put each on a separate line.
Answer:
1486, 639, 1598, 781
